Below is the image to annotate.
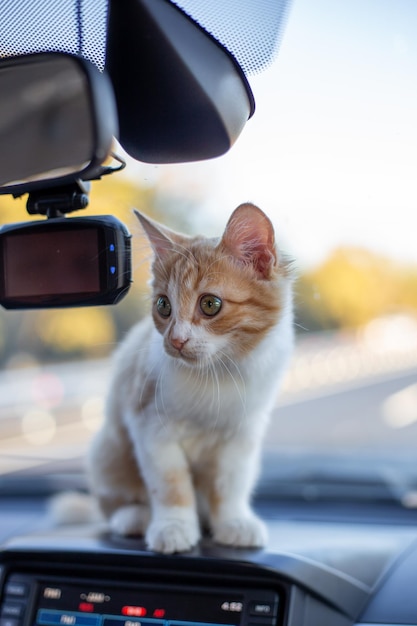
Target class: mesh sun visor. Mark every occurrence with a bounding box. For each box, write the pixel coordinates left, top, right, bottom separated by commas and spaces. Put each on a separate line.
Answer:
0, 0, 290, 76
0, 0, 108, 71
171, 0, 291, 75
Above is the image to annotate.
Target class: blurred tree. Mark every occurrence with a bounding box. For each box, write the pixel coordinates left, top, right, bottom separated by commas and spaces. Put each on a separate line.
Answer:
36, 308, 116, 357
0, 192, 31, 224
396, 269, 417, 312
296, 247, 417, 332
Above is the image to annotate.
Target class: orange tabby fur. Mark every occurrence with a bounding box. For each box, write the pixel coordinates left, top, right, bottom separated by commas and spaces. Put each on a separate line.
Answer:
85, 203, 294, 553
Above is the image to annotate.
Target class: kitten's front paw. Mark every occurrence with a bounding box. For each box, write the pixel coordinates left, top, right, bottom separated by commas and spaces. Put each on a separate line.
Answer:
213, 514, 267, 548
146, 518, 200, 554
110, 504, 150, 536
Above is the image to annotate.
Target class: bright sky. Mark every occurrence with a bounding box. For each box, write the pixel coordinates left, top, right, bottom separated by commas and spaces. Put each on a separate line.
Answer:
134, 0, 417, 268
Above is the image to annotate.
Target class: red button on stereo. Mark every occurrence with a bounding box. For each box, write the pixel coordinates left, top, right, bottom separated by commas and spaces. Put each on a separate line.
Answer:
122, 607, 147, 617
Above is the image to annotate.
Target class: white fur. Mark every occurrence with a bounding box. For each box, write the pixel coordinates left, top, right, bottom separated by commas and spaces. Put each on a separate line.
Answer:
81, 206, 295, 554
49, 491, 103, 525
86, 278, 293, 554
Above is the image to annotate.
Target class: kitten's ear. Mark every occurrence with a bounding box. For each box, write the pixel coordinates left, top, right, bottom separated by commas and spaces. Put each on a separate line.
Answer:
134, 209, 184, 260
220, 203, 277, 279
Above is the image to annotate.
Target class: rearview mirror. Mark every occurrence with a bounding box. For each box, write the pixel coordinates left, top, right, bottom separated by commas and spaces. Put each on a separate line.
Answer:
0, 53, 118, 195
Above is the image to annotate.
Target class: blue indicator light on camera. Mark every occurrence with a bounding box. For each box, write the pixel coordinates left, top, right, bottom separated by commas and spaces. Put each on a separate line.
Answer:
109, 244, 115, 252
110, 266, 116, 274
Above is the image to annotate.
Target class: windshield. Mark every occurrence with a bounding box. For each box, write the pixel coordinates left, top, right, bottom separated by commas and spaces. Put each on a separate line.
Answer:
1, 0, 417, 501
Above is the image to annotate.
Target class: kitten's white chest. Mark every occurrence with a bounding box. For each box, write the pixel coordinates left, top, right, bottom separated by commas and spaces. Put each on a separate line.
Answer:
149, 328, 289, 436
158, 363, 247, 430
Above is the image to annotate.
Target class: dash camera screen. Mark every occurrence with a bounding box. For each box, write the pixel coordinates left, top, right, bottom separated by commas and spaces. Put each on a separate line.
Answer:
3, 227, 101, 298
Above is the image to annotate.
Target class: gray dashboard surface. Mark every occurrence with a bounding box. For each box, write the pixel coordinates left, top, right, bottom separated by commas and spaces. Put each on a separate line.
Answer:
2, 507, 417, 623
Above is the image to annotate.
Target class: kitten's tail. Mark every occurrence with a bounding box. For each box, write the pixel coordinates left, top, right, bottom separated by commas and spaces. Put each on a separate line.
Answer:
49, 491, 104, 526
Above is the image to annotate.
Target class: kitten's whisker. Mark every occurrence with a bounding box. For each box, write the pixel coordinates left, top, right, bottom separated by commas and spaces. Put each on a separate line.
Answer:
294, 322, 309, 331
154, 357, 170, 430
216, 351, 247, 420
207, 357, 221, 435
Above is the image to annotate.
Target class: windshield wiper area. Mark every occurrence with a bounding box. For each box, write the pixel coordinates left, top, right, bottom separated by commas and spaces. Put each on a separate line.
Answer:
0, 458, 87, 498
3, 450, 417, 528
257, 449, 417, 513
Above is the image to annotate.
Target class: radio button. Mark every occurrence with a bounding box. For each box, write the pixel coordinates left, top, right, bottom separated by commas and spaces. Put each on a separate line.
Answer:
4, 583, 28, 598
249, 601, 277, 617
0, 618, 20, 626
1, 605, 25, 619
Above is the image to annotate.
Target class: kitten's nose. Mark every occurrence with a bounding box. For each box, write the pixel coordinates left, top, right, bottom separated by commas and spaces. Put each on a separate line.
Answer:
170, 336, 188, 352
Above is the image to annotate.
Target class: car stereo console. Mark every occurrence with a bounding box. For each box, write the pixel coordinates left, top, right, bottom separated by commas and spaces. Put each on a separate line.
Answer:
0, 573, 283, 626
0, 530, 384, 626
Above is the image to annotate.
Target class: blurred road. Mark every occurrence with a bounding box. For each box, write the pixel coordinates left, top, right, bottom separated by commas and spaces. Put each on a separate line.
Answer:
1, 322, 417, 475
268, 368, 417, 451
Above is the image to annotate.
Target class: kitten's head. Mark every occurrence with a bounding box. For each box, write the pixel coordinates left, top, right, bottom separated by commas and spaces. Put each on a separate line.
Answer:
135, 203, 292, 367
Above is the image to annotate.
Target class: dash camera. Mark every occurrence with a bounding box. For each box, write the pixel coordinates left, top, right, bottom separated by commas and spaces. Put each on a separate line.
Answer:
0, 215, 131, 309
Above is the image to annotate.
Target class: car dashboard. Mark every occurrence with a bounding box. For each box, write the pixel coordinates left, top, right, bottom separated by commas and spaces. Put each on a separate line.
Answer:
1, 0, 417, 625
2, 497, 417, 626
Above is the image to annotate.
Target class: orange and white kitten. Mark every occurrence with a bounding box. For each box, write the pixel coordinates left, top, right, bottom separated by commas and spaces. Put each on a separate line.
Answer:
88, 203, 294, 554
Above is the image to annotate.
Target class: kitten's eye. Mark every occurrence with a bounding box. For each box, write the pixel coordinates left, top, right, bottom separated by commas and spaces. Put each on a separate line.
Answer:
200, 294, 222, 316
156, 296, 171, 318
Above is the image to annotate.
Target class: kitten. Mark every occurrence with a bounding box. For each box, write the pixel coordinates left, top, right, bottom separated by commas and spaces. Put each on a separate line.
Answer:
87, 203, 294, 554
